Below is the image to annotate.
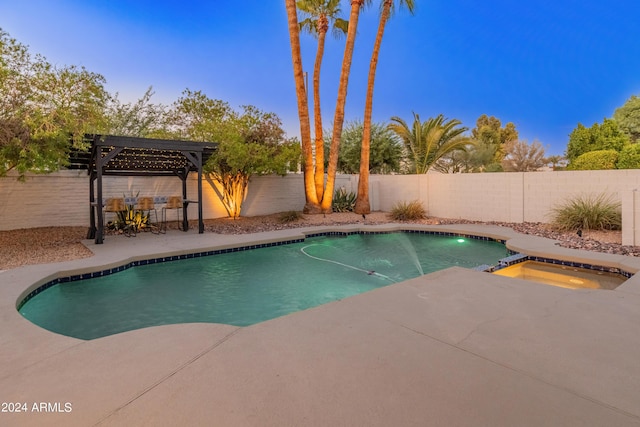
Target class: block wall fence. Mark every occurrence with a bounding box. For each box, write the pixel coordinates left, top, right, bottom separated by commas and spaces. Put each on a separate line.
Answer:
3, 169, 640, 245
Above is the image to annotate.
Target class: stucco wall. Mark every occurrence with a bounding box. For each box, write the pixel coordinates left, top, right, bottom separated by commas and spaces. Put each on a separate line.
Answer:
0, 171, 352, 230
2, 170, 640, 232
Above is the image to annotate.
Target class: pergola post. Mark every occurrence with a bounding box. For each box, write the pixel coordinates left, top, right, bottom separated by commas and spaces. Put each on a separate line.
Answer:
197, 151, 204, 234
181, 167, 189, 232
95, 148, 105, 244
87, 171, 96, 239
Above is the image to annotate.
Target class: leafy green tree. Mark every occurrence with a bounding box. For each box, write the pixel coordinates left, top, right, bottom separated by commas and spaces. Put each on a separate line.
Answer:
388, 113, 469, 174
440, 115, 519, 173
336, 120, 402, 174
0, 29, 108, 179
468, 114, 518, 170
102, 87, 167, 137
297, 0, 348, 202
166, 90, 301, 218
501, 140, 546, 172
613, 95, 640, 143
356, 0, 415, 214
616, 144, 640, 169
566, 119, 629, 163
567, 150, 619, 170
433, 147, 473, 173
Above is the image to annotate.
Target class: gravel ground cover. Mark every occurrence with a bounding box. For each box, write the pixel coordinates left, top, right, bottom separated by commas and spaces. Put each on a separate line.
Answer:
0, 212, 632, 271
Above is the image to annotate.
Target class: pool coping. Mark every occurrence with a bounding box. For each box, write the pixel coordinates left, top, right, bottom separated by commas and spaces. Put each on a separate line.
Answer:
3, 223, 640, 425
9, 223, 640, 313
3, 223, 640, 352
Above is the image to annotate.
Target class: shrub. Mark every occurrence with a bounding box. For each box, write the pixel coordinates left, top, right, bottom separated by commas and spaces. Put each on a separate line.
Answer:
389, 200, 427, 221
279, 210, 302, 223
567, 150, 618, 170
550, 193, 621, 231
616, 144, 640, 169
332, 187, 356, 212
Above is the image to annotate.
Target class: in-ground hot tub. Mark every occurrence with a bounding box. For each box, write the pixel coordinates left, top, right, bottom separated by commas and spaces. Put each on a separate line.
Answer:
493, 260, 627, 290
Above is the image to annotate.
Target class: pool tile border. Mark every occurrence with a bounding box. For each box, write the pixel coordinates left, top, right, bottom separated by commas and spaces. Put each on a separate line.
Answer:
17, 237, 306, 310
16, 229, 635, 310
17, 230, 505, 310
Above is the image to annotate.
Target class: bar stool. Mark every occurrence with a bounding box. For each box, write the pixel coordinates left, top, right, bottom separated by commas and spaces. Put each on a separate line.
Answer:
136, 196, 159, 234
161, 196, 183, 233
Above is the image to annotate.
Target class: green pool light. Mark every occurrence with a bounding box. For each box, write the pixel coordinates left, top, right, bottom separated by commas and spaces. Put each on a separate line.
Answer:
457, 238, 465, 243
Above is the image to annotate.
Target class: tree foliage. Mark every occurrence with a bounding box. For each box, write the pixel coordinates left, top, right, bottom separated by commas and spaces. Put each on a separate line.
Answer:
438, 115, 520, 173
165, 90, 301, 218
388, 113, 469, 174
501, 140, 546, 172
567, 150, 619, 171
616, 143, 640, 169
566, 119, 629, 163
102, 87, 167, 138
613, 95, 640, 143
469, 114, 518, 170
336, 120, 402, 174
0, 29, 108, 179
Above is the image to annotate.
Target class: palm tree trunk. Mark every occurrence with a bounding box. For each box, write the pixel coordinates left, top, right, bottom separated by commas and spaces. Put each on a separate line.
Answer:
355, 0, 392, 214
313, 26, 327, 202
321, 0, 365, 213
285, 0, 321, 213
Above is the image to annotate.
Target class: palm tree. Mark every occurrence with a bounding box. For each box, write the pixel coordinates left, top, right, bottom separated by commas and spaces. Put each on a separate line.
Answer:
545, 154, 566, 170
297, 0, 348, 202
322, 0, 371, 213
355, 0, 415, 214
389, 113, 469, 174
285, 0, 321, 213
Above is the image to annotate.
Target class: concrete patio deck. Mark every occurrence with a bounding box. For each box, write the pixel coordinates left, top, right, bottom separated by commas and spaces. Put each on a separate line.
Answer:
2, 224, 640, 426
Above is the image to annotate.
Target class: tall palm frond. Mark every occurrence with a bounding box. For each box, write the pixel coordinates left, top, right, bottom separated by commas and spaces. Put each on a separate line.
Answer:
389, 113, 469, 174
297, 0, 348, 38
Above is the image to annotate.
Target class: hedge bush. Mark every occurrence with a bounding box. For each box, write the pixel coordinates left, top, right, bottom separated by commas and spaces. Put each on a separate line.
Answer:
567, 150, 618, 170
616, 144, 640, 169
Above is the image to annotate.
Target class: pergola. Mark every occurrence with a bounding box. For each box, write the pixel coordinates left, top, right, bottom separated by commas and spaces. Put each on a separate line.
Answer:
72, 135, 217, 244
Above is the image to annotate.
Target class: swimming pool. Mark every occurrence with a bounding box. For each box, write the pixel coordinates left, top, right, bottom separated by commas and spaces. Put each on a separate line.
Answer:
19, 232, 508, 340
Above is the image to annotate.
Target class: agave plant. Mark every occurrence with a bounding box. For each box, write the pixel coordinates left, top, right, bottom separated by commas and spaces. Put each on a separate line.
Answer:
116, 206, 149, 232
113, 191, 149, 232
332, 187, 356, 212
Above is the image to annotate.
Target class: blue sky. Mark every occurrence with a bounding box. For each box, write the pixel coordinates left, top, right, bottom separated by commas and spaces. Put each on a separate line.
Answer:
1, 0, 639, 156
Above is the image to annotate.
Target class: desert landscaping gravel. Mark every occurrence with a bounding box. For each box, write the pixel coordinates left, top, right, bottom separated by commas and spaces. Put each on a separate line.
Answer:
0, 212, 633, 271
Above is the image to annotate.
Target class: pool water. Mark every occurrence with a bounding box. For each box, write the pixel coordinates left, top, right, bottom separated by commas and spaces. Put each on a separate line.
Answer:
20, 233, 507, 339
